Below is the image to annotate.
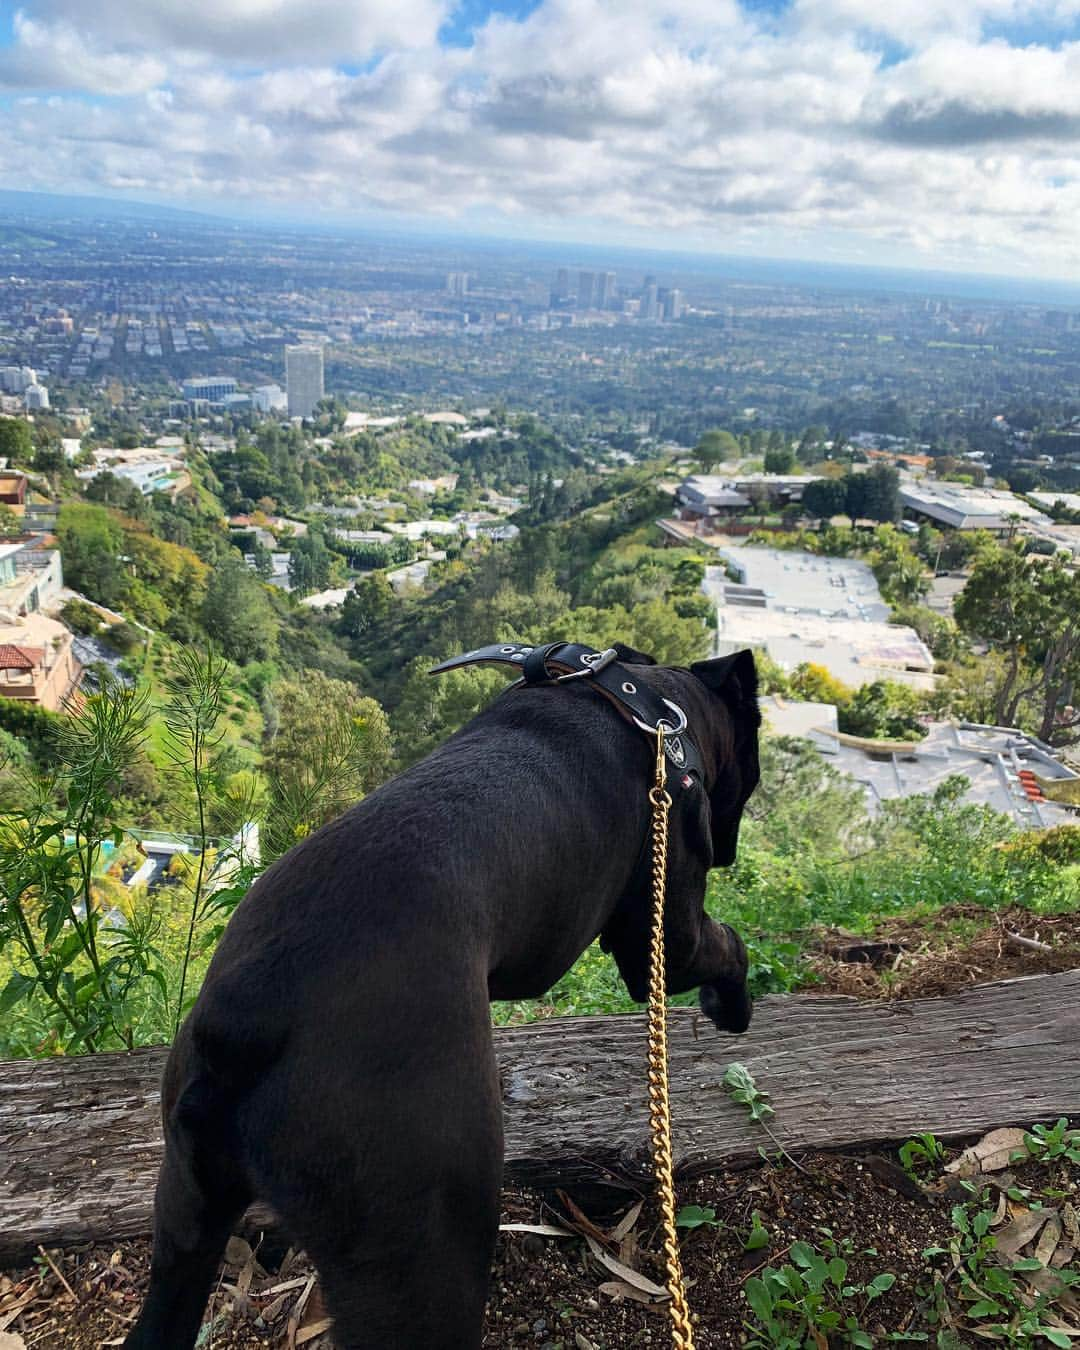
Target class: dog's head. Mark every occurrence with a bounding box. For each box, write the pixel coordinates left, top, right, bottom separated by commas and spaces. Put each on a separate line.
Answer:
689, 650, 761, 866
610, 643, 760, 868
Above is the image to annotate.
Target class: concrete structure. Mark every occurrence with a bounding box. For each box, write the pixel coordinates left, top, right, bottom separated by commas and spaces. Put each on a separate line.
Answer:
0, 539, 64, 615
760, 696, 1079, 827
285, 344, 324, 419
446, 272, 469, 298
1028, 491, 1080, 515
0, 611, 82, 711
24, 384, 49, 411
819, 720, 1078, 829
181, 376, 238, 405
707, 547, 935, 690
900, 483, 1049, 532
252, 384, 287, 414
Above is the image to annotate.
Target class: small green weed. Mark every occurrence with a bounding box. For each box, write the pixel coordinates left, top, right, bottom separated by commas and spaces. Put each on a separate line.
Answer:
923, 1184, 1079, 1346
675, 1204, 723, 1232
743, 1238, 902, 1349
898, 1133, 947, 1180
1015, 1118, 1080, 1166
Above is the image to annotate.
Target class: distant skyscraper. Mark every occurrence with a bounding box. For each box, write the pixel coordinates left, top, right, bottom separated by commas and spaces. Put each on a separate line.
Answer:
553, 268, 574, 304
446, 272, 469, 298
285, 345, 325, 419
641, 283, 660, 320
599, 271, 617, 309
577, 270, 598, 309
664, 289, 685, 320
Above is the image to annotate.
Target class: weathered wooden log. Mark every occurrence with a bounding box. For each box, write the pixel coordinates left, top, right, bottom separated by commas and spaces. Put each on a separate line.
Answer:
1, 970, 1078, 1263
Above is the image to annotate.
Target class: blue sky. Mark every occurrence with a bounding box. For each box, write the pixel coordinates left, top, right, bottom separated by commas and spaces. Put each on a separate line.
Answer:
2, 1, 1080, 279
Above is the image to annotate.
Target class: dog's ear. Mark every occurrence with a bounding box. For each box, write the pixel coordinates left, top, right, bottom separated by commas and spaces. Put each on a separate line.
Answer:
690, 650, 761, 726
612, 642, 657, 666
690, 649, 761, 866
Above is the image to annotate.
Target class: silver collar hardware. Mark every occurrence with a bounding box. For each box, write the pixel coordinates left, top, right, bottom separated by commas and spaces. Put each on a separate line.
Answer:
554, 647, 620, 682
632, 698, 688, 739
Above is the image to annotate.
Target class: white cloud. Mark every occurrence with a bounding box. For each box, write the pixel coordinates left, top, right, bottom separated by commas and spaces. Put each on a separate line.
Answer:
3, 0, 1080, 273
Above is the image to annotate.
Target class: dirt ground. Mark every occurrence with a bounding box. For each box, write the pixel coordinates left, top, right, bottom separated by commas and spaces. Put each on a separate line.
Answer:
806, 905, 1080, 1000
3, 912, 1077, 1348
4, 1143, 1077, 1348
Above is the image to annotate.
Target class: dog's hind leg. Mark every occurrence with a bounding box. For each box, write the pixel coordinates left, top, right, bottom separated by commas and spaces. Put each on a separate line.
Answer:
245, 1017, 504, 1349
124, 1075, 251, 1350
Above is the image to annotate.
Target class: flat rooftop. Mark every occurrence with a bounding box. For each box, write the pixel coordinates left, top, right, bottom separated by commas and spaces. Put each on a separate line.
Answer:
705, 547, 934, 690
900, 483, 1048, 530
1028, 491, 1080, 514
717, 546, 891, 622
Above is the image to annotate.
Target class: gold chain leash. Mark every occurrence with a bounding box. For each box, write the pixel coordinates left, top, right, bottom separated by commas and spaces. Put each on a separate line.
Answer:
646, 726, 695, 1349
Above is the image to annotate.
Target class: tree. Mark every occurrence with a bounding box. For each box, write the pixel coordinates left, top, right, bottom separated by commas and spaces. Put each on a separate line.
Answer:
694, 428, 740, 471
200, 557, 278, 663
262, 671, 393, 856
954, 545, 1080, 742
56, 502, 128, 608
288, 529, 333, 597
763, 446, 796, 474
802, 478, 847, 522
392, 658, 509, 767
869, 527, 928, 604
862, 464, 901, 524
0, 417, 33, 466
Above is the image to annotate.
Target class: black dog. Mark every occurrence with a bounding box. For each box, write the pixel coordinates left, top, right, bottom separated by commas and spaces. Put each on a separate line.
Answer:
125, 645, 760, 1350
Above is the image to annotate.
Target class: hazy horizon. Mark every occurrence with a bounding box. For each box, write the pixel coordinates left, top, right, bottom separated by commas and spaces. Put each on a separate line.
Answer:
3, 1, 1080, 284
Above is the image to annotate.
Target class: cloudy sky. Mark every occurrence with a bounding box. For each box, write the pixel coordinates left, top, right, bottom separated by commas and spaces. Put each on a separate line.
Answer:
2, 0, 1080, 278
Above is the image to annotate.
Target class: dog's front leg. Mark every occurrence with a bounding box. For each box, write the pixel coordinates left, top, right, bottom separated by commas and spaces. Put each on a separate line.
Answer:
669, 917, 753, 1034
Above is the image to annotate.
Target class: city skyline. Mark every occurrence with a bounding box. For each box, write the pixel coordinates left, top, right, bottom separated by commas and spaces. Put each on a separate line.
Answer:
3, 2, 1080, 281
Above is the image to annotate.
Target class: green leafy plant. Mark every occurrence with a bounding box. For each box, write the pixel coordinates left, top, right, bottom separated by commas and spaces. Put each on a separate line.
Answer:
743, 1239, 901, 1349
744, 1210, 771, 1252
899, 1132, 947, 1179
723, 1062, 775, 1123
675, 1204, 723, 1231
923, 1185, 1079, 1346
1016, 1119, 1080, 1166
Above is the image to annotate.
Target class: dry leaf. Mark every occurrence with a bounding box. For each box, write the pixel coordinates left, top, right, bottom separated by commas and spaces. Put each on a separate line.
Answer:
1036, 1216, 1063, 1269
598, 1279, 664, 1307
995, 1207, 1052, 1260
296, 1318, 333, 1345
584, 1234, 670, 1299
1064, 1203, 1080, 1246
499, 1223, 575, 1238
575, 1334, 597, 1350
609, 1201, 644, 1243
991, 1191, 1008, 1226
946, 1128, 1028, 1176
0, 1334, 26, 1350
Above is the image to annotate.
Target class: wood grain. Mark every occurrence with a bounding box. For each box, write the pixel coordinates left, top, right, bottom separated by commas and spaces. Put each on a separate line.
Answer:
1, 970, 1077, 1262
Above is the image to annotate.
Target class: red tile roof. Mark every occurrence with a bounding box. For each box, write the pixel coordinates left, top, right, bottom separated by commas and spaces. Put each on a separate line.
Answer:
0, 644, 43, 670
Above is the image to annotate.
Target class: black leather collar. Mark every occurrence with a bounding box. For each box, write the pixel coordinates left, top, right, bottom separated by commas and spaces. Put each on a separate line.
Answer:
429, 641, 704, 792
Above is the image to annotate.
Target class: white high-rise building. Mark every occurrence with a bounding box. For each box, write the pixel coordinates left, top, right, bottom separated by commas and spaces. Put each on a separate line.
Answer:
0, 366, 36, 395
24, 384, 50, 411
285, 345, 324, 419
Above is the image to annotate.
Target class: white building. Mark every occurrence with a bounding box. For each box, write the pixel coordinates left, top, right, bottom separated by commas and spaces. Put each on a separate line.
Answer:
285, 345, 324, 419
707, 547, 935, 690
24, 384, 49, 411
900, 483, 1049, 532
252, 384, 287, 414
0, 367, 36, 395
